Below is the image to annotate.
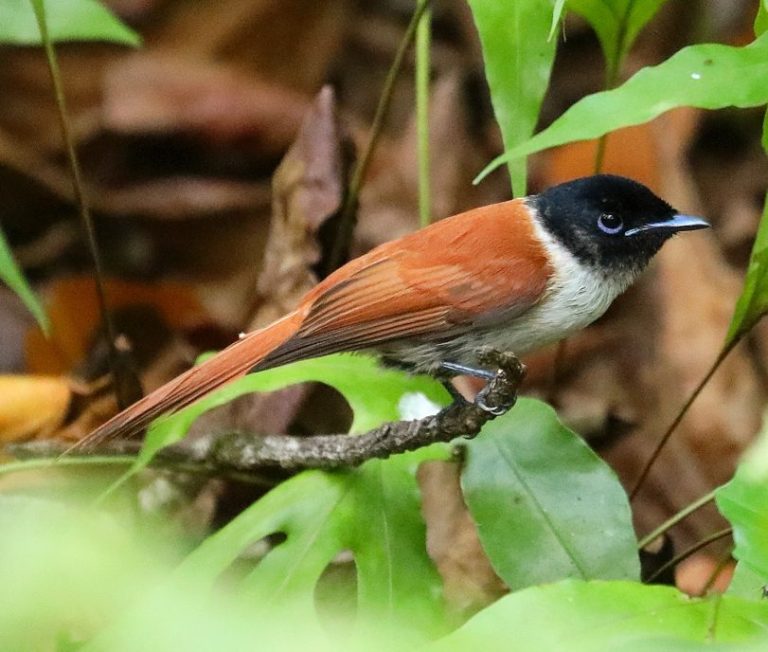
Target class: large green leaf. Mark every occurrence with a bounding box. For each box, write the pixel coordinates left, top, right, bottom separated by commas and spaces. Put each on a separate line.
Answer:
476, 31, 768, 182
0, 225, 49, 334
97, 354, 451, 645
427, 580, 768, 651
568, 0, 669, 80
1, 0, 139, 46
461, 399, 639, 590
175, 450, 447, 643
467, 0, 558, 196
716, 415, 768, 600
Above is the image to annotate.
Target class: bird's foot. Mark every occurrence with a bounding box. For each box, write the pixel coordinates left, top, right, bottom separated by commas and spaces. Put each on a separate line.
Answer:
473, 347, 525, 416
439, 348, 526, 417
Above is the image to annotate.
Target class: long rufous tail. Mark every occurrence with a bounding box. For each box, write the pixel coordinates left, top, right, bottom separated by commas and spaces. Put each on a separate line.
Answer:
77, 311, 304, 449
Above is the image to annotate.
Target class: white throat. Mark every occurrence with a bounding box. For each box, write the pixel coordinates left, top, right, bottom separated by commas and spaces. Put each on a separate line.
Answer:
486, 216, 637, 355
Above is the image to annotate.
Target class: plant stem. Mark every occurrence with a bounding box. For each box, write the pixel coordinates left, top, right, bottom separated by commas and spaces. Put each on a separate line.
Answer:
327, 0, 432, 273
0, 455, 137, 475
593, 0, 634, 173
30, 0, 125, 407
630, 343, 736, 501
637, 488, 717, 550
644, 527, 732, 584
697, 547, 734, 597
416, 0, 432, 227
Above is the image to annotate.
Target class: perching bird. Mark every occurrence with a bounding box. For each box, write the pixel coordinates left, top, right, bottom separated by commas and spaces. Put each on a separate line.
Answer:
81, 174, 708, 447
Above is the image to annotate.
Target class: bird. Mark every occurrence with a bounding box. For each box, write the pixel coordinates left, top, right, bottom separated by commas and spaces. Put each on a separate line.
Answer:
80, 174, 709, 447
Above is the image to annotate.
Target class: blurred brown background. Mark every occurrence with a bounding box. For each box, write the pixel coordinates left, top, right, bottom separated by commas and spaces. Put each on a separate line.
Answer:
0, 0, 766, 600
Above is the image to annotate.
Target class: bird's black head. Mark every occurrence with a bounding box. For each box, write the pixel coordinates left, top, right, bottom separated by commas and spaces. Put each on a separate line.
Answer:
531, 175, 709, 275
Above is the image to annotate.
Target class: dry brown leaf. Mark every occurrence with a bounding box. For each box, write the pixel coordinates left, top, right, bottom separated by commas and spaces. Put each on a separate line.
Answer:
544, 123, 661, 191
676, 554, 734, 596
145, 0, 352, 92
103, 55, 310, 155
418, 461, 505, 616
251, 85, 352, 327
184, 86, 354, 441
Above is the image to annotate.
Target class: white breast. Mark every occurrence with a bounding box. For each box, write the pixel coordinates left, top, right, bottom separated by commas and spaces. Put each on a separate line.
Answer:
476, 218, 635, 356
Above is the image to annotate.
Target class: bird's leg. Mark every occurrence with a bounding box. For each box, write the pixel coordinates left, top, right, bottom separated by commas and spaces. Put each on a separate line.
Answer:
439, 361, 495, 381
439, 349, 526, 416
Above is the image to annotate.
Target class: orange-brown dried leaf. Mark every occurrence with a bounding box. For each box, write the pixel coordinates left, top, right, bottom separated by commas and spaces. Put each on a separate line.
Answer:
0, 375, 71, 441
676, 554, 734, 596
25, 276, 209, 375
543, 123, 660, 190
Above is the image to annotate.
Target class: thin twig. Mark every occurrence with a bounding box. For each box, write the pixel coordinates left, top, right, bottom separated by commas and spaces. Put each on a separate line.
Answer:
696, 546, 734, 597
593, 0, 634, 174
326, 0, 433, 273
637, 488, 718, 550
644, 527, 733, 585
416, 0, 432, 227
30, 1, 127, 408
10, 351, 526, 473
630, 344, 735, 501
546, 339, 568, 404
4, 444, 277, 487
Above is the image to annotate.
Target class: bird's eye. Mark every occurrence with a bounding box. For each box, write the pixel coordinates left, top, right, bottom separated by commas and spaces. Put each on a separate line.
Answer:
597, 213, 623, 235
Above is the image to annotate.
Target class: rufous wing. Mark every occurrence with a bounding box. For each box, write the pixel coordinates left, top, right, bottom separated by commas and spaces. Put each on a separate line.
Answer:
258, 199, 553, 366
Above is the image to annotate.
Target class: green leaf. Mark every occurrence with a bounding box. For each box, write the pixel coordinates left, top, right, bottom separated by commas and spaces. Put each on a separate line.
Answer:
0, 491, 394, 652
756, 0, 768, 37
717, 469, 768, 597
427, 580, 768, 651
548, 0, 567, 41
0, 495, 157, 651
461, 399, 639, 590
89, 355, 452, 647
476, 32, 768, 182
568, 0, 668, 80
1, 0, 139, 46
716, 414, 768, 600
0, 225, 49, 334
728, 562, 766, 602
467, 0, 558, 196
178, 452, 447, 635
725, 200, 768, 345
724, 109, 768, 346
153, 355, 448, 640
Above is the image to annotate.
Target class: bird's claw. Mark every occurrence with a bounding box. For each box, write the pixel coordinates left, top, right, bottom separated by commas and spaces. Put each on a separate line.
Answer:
474, 385, 509, 416
472, 349, 526, 417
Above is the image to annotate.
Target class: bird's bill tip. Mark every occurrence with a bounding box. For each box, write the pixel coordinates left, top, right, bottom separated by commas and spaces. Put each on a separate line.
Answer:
624, 214, 710, 237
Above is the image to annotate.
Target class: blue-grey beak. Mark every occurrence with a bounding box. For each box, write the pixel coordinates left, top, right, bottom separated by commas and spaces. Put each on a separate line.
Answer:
625, 214, 710, 237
